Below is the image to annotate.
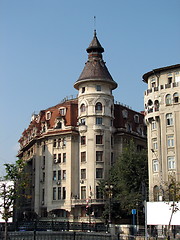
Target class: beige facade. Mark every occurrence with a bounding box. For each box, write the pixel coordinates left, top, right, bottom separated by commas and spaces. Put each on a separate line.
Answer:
143, 64, 180, 201
17, 32, 146, 222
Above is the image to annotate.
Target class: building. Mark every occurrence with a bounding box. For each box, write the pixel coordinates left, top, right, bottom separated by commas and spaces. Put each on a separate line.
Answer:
143, 64, 180, 201
17, 31, 146, 222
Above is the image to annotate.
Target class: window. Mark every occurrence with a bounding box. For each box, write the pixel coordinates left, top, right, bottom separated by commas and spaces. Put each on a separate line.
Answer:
96, 168, 103, 179
82, 87, 85, 93
62, 187, 66, 199
53, 139, 57, 148
96, 85, 101, 91
46, 111, 51, 120
80, 118, 86, 125
58, 187, 61, 200
126, 123, 131, 132
96, 186, 103, 199
62, 138, 66, 147
96, 151, 103, 162
42, 189, 45, 202
153, 186, 159, 202
43, 156, 45, 168
151, 78, 156, 88
53, 187, 56, 200
81, 136, 86, 145
166, 94, 172, 105
168, 156, 175, 170
53, 154, 57, 161
152, 138, 158, 150
153, 160, 159, 172
154, 100, 159, 111
96, 117, 102, 125
63, 153, 66, 162
81, 186, 86, 199
111, 152, 114, 165
166, 113, 173, 126
134, 115, 139, 123
59, 108, 66, 116
56, 121, 62, 129
53, 171, 56, 181
168, 77, 172, 84
80, 104, 86, 113
58, 153, 61, 162
175, 72, 180, 82
167, 135, 174, 148
96, 135, 103, 144
81, 152, 86, 162
58, 138, 61, 147
122, 109, 128, 118
81, 169, 86, 179
173, 92, 179, 103
58, 170, 61, 180
43, 172, 45, 182
151, 121, 157, 130
62, 170, 66, 180
95, 102, 102, 111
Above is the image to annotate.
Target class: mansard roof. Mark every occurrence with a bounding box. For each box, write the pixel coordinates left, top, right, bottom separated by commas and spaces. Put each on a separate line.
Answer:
74, 31, 117, 90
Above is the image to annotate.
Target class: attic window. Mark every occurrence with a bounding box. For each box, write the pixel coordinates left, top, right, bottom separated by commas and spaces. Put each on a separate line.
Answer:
122, 110, 128, 119
59, 108, 66, 116
134, 114, 139, 123
46, 111, 51, 120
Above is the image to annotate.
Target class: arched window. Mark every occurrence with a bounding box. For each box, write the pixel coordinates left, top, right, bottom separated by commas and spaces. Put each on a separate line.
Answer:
165, 94, 172, 105
95, 102, 102, 111
154, 100, 159, 111
173, 92, 179, 103
80, 104, 86, 113
153, 185, 159, 201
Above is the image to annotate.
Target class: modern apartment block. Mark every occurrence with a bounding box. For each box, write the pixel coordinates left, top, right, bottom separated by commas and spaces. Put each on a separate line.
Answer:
143, 64, 180, 201
17, 31, 146, 222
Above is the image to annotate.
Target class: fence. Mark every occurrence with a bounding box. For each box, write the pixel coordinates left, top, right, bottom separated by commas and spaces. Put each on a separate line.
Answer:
0, 231, 118, 240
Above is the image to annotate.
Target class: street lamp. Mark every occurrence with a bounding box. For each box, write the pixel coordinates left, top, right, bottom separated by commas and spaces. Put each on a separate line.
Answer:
105, 183, 113, 224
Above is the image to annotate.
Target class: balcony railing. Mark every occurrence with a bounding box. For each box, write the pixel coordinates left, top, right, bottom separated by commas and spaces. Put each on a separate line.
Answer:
144, 82, 179, 96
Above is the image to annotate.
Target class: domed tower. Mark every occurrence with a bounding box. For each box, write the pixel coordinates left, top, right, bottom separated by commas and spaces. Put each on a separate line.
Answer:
74, 31, 117, 213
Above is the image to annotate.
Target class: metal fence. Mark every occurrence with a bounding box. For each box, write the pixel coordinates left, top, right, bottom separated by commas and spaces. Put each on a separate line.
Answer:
1, 231, 118, 240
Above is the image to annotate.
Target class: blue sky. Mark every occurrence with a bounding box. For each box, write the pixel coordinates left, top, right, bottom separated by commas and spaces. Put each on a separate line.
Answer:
0, 0, 180, 176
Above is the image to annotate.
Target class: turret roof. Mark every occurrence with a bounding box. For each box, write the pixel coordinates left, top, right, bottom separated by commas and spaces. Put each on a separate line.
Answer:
74, 31, 117, 90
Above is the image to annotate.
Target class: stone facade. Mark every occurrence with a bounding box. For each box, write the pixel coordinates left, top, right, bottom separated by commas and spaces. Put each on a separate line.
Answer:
143, 64, 180, 201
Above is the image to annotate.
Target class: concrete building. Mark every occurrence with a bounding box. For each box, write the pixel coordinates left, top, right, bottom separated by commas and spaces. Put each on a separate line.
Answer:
17, 31, 146, 222
143, 64, 180, 201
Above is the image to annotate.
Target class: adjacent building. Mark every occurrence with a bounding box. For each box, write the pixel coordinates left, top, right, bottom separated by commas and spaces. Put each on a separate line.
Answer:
17, 31, 146, 222
143, 64, 180, 201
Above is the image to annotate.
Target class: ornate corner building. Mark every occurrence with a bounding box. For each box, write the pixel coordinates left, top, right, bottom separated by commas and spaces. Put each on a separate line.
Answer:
143, 64, 180, 201
17, 31, 146, 221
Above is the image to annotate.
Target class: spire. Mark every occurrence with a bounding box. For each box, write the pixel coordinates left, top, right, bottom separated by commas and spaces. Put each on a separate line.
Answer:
74, 31, 117, 90
86, 30, 104, 54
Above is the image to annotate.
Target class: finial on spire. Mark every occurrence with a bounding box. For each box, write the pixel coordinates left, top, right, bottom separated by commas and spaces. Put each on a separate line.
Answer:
94, 16, 96, 35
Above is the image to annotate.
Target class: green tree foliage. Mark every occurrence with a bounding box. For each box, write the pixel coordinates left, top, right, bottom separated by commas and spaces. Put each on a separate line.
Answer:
0, 159, 31, 239
101, 140, 148, 222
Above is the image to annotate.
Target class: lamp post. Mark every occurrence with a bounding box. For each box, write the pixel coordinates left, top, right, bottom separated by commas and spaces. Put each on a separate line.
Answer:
105, 183, 113, 224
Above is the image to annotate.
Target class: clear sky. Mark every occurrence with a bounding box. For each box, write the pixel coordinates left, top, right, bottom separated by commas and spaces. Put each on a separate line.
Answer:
0, 0, 180, 176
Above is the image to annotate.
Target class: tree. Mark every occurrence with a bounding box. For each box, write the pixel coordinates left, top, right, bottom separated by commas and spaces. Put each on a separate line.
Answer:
101, 140, 148, 223
0, 159, 30, 239
163, 175, 180, 239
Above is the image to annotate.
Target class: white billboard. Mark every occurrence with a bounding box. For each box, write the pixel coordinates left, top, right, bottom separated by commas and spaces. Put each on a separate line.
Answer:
147, 201, 180, 225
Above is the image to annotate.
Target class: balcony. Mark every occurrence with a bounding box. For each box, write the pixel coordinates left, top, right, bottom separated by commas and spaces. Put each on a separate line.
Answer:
78, 124, 87, 133
93, 124, 105, 132
71, 198, 105, 206
144, 82, 179, 96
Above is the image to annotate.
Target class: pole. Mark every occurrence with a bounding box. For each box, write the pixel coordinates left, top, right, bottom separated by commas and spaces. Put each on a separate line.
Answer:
144, 200, 148, 240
